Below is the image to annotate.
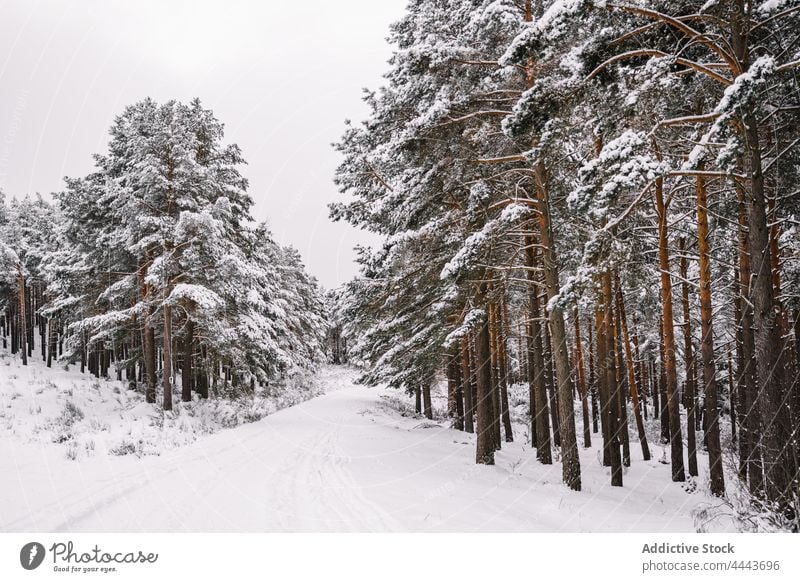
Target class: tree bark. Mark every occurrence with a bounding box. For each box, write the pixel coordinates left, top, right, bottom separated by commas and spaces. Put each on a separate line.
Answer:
460, 337, 474, 433
448, 351, 464, 430
17, 265, 27, 366
696, 171, 724, 495
679, 237, 699, 477
488, 302, 502, 450
655, 176, 686, 481
595, 299, 612, 467
163, 304, 173, 411
615, 275, 650, 461
182, 318, 194, 402
613, 299, 631, 467
475, 309, 495, 465
574, 308, 591, 448
736, 183, 762, 493
535, 160, 580, 490
587, 317, 599, 433
499, 300, 513, 442
525, 238, 552, 464
731, 0, 788, 507
602, 271, 623, 486
422, 383, 433, 420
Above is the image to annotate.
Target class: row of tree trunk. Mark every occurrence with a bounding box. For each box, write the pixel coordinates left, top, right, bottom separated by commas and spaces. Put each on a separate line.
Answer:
1, 281, 251, 407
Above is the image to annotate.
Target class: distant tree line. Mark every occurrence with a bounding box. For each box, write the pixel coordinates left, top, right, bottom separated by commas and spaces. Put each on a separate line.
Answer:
0, 98, 329, 408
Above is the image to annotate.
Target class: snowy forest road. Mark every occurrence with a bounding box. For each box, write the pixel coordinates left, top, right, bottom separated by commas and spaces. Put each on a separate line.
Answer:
1, 367, 712, 532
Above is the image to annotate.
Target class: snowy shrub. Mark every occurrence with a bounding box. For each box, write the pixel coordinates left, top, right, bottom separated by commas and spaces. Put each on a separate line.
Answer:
48, 400, 85, 443
60, 400, 84, 426
65, 441, 79, 461
109, 440, 137, 456
87, 418, 110, 432
377, 394, 420, 418
692, 451, 798, 533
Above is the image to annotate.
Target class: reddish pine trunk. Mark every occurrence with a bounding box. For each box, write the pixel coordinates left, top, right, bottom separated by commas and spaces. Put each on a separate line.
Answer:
601, 271, 622, 486
678, 238, 699, 477
613, 298, 631, 467
615, 277, 650, 461
595, 301, 611, 467
696, 171, 724, 495
475, 310, 495, 465
499, 300, 513, 442
655, 177, 685, 481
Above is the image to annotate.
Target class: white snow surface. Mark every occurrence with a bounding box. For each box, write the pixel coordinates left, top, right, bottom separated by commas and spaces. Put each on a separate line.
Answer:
1, 350, 733, 532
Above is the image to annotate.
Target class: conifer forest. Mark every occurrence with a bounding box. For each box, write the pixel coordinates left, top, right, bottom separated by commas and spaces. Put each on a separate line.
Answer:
1, 0, 799, 533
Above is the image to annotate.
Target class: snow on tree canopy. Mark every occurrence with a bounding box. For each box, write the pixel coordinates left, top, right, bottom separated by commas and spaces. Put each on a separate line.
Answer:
168, 284, 225, 310
684, 56, 776, 172
571, 130, 665, 220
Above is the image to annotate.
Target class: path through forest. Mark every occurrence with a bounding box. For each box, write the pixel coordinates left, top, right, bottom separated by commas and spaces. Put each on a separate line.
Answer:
1, 366, 721, 532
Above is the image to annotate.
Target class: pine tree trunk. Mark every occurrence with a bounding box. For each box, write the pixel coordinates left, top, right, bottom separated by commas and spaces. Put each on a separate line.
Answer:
574, 309, 591, 448
731, 0, 787, 506
679, 238, 699, 477
39, 293, 46, 362
525, 238, 552, 464
163, 304, 173, 411
447, 353, 457, 421
421, 383, 433, 420
767, 194, 797, 502
475, 310, 495, 465
520, 22, 573, 472
499, 300, 513, 442
696, 172, 724, 496
488, 302, 502, 450
542, 318, 560, 448
17, 266, 27, 366
727, 347, 737, 446
632, 325, 648, 421
26, 286, 33, 358
454, 354, 465, 430
615, 276, 650, 461
460, 337, 474, 433
414, 385, 422, 414
655, 176, 686, 481
587, 318, 599, 433
601, 271, 622, 486
613, 301, 631, 467
651, 355, 659, 421
182, 319, 194, 402
139, 256, 157, 404
736, 183, 762, 493
46, 318, 55, 368
595, 301, 611, 467
448, 351, 464, 430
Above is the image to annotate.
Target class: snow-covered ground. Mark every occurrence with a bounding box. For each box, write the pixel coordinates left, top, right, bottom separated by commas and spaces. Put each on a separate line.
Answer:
1, 348, 735, 532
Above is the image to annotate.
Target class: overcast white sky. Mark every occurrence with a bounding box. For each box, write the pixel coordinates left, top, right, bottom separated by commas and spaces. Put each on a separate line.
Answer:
0, 0, 406, 289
